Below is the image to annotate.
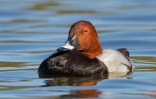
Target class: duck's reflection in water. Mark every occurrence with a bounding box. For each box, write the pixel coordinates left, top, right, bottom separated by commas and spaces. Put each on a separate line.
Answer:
39, 72, 132, 86
39, 74, 107, 86
69, 89, 102, 98
39, 73, 132, 98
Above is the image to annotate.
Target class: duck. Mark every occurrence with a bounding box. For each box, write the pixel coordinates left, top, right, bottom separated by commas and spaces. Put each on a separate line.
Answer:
38, 20, 134, 76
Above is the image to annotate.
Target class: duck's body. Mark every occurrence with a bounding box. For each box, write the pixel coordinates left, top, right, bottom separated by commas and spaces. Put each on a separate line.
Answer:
97, 49, 133, 73
38, 20, 134, 76
39, 50, 108, 76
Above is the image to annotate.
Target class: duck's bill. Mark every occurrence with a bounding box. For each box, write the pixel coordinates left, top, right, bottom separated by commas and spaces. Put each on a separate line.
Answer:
57, 41, 75, 51
57, 33, 79, 52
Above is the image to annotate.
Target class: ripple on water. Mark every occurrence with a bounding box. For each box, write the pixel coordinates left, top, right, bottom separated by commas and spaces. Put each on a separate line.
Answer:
0, 0, 156, 99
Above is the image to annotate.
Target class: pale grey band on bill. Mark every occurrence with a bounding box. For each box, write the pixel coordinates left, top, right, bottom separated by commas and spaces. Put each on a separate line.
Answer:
57, 33, 79, 52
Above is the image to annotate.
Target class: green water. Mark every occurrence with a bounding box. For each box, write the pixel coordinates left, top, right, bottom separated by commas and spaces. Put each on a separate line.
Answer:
0, 0, 156, 99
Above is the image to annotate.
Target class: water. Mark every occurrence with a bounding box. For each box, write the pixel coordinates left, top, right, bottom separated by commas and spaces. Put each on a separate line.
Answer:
0, 0, 156, 98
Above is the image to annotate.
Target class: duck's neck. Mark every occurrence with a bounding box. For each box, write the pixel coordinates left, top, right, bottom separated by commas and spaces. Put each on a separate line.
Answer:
81, 42, 103, 59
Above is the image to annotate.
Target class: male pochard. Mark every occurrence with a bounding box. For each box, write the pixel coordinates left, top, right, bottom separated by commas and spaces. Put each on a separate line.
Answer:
38, 20, 134, 76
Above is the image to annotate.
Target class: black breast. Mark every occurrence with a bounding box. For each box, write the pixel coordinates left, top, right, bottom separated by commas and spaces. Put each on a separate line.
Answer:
38, 50, 107, 76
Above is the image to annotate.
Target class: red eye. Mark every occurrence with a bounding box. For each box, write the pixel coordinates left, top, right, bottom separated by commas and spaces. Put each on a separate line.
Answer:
84, 29, 88, 33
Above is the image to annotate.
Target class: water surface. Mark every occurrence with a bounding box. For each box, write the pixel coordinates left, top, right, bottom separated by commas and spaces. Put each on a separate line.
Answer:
0, 0, 156, 99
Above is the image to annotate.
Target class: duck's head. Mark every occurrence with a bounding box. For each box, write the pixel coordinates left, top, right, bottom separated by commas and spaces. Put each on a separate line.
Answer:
57, 20, 103, 59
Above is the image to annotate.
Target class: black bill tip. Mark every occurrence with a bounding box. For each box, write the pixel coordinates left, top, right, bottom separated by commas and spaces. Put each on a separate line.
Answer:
57, 47, 70, 52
